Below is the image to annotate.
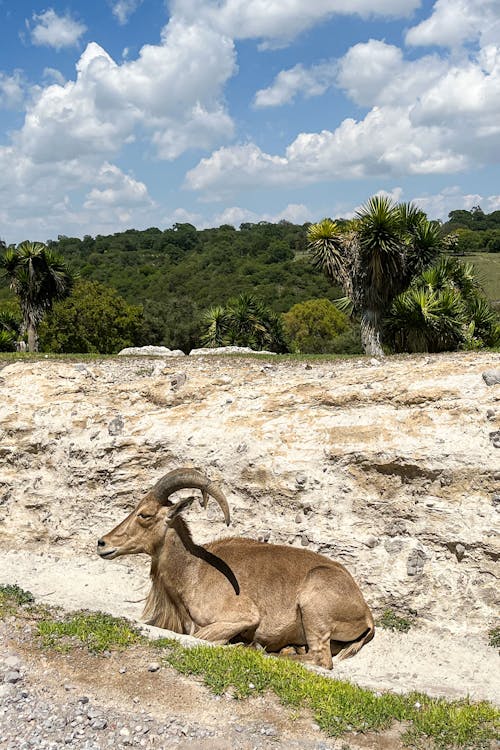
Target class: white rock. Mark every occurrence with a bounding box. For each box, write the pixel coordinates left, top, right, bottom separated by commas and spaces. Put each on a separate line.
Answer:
118, 346, 185, 357
188, 346, 276, 356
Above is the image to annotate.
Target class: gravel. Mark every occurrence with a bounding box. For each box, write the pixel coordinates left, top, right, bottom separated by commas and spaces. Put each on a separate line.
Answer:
0, 622, 346, 750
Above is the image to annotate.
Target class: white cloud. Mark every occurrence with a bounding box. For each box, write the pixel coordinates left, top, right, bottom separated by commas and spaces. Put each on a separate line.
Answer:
172, 0, 421, 45
336, 40, 403, 106
28, 9, 87, 50
253, 39, 446, 110
186, 144, 289, 196
0, 145, 156, 241
15, 19, 236, 165
254, 61, 337, 107
5, 0, 500, 244
406, 0, 500, 49
185, 101, 470, 197
0, 14, 237, 242
152, 103, 234, 160
214, 203, 311, 226
0, 70, 26, 109
83, 163, 152, 210
188, 25, 500, 197
163, 208, 203, 226
412, 187, 500, 220
42, 67, 66, 86
111, 0, 144, 25
335, 39, 451, 109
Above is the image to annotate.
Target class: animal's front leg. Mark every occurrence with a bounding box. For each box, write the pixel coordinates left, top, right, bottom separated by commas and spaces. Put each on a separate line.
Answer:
194, 609, 260, 645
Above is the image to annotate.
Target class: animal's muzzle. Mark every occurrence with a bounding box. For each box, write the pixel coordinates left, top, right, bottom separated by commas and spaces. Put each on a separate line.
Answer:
97, 539, 117, 558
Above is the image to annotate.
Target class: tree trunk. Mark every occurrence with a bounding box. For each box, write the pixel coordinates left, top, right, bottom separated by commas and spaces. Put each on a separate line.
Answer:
360, 310, 385, 356
27, 322, 39, 352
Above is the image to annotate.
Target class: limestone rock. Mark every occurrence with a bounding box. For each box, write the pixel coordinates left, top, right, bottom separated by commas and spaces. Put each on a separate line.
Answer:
118, 346, 185, 357
189, 346, 276, 356
0, 351, 499, 633
482, 369, 500, 386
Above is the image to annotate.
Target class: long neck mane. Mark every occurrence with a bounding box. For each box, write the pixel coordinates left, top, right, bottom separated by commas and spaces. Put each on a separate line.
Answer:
142, 517, 192, 632
142, 516, 240, 630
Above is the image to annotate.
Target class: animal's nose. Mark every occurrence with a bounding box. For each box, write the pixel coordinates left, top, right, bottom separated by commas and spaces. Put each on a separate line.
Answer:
97, 539, 105, 547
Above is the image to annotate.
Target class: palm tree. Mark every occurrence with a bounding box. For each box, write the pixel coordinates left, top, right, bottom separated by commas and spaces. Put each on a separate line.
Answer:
308, 196, 443, 355
225, 293, 268, 348
200, 305, 230, 347
0, 241, 74, 352
386, 256, 500, 352
199, 293, 289, 353
0, 310, 20, 352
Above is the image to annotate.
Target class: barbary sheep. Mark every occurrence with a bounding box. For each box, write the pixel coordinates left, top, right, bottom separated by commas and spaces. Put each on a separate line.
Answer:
97, 467, 374, 668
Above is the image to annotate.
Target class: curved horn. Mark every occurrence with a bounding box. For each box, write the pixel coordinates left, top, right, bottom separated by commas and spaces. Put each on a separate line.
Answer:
152, 468, 230, 526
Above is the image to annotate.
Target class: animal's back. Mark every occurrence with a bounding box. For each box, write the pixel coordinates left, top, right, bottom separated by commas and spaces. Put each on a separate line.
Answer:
203, 536, 370, 650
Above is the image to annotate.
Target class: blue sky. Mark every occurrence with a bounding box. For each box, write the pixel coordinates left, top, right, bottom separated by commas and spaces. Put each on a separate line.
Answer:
1, 0, 499, 243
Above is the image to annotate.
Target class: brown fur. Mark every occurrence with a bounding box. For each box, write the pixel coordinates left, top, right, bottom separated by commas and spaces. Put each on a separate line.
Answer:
97, 469, 375, 669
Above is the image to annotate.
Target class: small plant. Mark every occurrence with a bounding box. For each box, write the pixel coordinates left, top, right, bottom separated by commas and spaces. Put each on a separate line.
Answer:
0, 584, 35, 616
36, 610, 144, 653
378, 609, 413, 633
5, 598, 498, 749
488, 627, 500, 649
154, 640, 499, 748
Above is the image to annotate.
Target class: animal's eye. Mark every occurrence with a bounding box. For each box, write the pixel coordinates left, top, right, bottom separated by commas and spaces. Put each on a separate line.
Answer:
137, 513, 153, 520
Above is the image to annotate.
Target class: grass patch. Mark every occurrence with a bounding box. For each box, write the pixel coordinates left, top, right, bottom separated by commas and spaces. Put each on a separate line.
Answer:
488, 627, 500, 649
36, 610, 144, 653
155, 640, 499, 749
4, 599, 498, 748
0, 351, 357, 363
464, 253, 500, 302
0, 584, 35, 616
0, 352, 115, 362
377, 609, 413, 633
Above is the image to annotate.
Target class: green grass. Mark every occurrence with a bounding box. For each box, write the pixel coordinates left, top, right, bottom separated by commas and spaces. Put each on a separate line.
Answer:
36, 610, 145, 653
464, 253, 500, 302
154, 640, 498, 748
377, 609, 413, 633
1, 587, 498, 748
0, 352, 115, 362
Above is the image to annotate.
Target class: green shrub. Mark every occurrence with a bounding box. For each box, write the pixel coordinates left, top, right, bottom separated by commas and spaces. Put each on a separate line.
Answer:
0, 584, 35, 616
39, 280, 144, 354
283, 298, 360, 354
377, 609, 413, 633
488, 627, 500, 649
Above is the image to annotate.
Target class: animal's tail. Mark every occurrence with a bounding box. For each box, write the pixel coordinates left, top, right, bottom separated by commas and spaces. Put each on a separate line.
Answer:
336, 622, 375, 661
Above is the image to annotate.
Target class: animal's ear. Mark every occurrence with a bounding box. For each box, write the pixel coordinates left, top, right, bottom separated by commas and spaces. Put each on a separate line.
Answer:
166, 495, 195, 522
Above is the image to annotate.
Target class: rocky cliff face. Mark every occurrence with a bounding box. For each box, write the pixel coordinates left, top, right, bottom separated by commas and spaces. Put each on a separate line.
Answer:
0, 353, 498, 633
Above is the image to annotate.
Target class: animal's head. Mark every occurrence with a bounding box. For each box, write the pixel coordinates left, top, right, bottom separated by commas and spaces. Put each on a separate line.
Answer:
97, 467, 230, 560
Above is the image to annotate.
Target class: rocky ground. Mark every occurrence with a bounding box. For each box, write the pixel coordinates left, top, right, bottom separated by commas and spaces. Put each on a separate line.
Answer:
0, 352, 499, 747
0, 621, 352, 750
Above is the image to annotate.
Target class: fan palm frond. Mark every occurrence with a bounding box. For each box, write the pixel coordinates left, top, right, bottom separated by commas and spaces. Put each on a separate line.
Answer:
307, 219, 347, 284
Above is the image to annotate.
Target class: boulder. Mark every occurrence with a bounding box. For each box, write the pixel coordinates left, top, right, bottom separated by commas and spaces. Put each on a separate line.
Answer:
118, 346, 185, 357
189, 346, 276, 356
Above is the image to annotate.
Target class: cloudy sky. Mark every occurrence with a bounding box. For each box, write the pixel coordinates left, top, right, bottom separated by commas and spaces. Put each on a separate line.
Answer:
1, 0, 500, 243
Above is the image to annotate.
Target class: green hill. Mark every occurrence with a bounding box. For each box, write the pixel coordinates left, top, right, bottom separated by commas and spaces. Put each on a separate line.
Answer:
2, 208, 498, 351
0, 222, 342, 351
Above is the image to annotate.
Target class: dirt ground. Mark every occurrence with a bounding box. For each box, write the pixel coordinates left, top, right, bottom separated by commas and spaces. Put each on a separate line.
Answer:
1, 620, 411, 750
0, 547, 498, 710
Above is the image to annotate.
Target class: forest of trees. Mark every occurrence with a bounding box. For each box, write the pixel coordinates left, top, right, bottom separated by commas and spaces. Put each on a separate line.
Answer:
0, 205, 499, 355
1, 220, 342, 352
442, 205, 500, 254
